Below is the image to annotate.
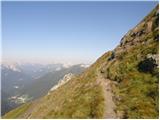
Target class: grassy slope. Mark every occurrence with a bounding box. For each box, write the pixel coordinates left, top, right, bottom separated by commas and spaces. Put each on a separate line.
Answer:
3, 5, 159, 119
3, 57, 109, 118
100, 5, 159, 118
2, 103, 31, 119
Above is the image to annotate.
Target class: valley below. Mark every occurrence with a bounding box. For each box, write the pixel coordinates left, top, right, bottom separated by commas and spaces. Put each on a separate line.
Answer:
1, 63, 87, 115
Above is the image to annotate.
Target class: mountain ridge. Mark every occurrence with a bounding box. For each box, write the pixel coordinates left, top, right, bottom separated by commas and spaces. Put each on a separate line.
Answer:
3, 5, 159, 119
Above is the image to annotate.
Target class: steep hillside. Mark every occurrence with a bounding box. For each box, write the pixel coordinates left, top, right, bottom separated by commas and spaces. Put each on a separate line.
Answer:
100, 5, 159, 118
1, 63, 85, 116
3, 5, 159, 119
1, 63, 86, 115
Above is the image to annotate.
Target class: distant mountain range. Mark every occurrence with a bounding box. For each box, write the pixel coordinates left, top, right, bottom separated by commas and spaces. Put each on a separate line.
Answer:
1, 63, 88, 115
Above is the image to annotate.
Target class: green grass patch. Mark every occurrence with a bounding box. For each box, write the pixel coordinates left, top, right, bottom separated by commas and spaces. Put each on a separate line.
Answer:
3, 103, 31, 119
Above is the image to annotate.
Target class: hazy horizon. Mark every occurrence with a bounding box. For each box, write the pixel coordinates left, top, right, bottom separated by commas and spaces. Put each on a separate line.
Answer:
2, 1, 158, 64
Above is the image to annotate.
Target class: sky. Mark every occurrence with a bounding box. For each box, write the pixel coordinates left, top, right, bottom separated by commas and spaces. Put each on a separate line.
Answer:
2, 1, 158, 64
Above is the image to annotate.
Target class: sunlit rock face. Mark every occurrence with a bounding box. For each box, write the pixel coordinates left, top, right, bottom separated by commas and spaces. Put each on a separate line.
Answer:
48, 73, 74, 94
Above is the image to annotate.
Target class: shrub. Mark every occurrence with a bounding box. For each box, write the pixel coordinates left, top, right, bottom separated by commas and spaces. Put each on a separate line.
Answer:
107, 51, 115, 61
138, 58, 157, 73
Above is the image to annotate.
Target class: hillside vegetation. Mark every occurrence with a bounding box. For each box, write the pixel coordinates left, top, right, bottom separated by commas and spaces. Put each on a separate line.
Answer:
3, 5, 159, 119
100, 5, 159, 118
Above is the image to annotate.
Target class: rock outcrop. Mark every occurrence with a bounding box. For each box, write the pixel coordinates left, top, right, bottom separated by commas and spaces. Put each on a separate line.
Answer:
48, 73, 74, 94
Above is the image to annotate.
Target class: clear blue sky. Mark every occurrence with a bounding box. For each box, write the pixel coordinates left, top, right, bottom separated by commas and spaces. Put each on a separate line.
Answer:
2, 1, 158, 64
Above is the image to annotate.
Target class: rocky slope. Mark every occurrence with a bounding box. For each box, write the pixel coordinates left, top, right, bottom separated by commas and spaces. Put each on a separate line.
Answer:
3, 5, 159, 119
48, 73, 74, 94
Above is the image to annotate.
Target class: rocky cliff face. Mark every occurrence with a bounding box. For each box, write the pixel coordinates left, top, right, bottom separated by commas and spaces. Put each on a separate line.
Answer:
48, 73, 74, 94
3, 5, 159, 119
